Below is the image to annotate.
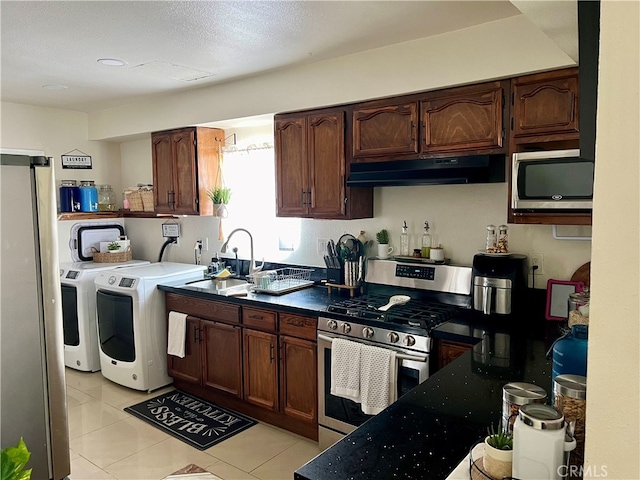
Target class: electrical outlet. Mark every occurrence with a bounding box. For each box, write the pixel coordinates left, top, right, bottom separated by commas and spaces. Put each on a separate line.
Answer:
530, 253, 544, 274
317, 238, 329, 256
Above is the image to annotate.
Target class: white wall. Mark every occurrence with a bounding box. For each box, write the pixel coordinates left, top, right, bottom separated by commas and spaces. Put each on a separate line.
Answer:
584, 1, 639, 478
0, 102, 122, 203
88, 15, 574, 140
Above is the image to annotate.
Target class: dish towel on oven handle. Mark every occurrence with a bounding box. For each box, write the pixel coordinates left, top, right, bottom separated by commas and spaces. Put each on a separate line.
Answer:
360, 344, 397, 415
330, 338, 362, 402
167, 311, 188, 358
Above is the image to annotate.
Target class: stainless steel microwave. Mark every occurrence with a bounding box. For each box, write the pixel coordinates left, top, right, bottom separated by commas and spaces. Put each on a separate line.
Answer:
511, 149, 594, 210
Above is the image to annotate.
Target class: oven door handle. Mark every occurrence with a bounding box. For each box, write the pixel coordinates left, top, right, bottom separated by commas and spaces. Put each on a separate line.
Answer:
317, 333, 428, 363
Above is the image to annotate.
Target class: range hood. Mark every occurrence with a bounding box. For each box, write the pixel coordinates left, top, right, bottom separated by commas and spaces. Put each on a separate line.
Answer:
346, 155, 506, 187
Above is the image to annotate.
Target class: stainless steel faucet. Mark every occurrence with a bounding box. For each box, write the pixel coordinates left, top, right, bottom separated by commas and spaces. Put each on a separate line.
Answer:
220, 228, 264, 275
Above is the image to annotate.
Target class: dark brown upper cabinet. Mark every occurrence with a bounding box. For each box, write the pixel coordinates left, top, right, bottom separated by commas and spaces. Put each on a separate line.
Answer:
510, 68, 580, 145
421, 82, 506, 154
275, 108, 372, 219
352, 102, 419, 158
350, 81, 508, 163
152, 126, 224, 216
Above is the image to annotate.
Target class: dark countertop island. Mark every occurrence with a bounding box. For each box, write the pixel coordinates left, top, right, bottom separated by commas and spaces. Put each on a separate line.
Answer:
159, 280, 554, 479
295, 332, 551, 480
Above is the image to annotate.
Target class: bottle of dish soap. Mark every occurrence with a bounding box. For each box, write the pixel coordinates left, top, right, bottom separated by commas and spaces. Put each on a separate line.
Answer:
421, 221, 432, 259
400, 221, 410, 256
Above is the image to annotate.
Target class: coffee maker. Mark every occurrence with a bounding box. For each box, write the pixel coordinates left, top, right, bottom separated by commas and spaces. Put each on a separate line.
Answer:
472, 254, 527, 316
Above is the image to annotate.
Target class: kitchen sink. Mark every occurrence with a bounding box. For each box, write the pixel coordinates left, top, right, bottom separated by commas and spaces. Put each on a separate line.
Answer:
186, 278, 251, 295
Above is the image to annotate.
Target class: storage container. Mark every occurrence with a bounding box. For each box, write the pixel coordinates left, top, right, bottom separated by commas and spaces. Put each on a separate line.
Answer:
568, 289, 590, 327
502, 382, 547, 433
551, 325, 588, 381
78, 180, 98, 212
59, 180, 79, 213
98, 184, 116, 211
553, 374, 587, 464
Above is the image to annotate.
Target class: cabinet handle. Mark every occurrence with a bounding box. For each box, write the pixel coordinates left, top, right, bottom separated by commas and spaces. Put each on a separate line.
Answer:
167, 191, 176, 209
570, 92, 575, 122
270, 344, 274, 363
301, 190, 306, 206
410, 121, 416, 143
193, 325, 200, 343
249, 314, 264, 320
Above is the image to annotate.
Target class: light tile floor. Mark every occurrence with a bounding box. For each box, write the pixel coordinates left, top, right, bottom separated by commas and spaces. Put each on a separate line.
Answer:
65, 368, 322, 480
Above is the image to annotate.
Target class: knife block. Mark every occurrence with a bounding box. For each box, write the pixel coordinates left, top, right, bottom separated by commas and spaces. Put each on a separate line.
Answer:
327, 265, 344, 284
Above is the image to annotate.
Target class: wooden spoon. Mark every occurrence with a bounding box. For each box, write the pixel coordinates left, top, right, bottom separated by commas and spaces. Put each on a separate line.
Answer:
378, 295, 411, 311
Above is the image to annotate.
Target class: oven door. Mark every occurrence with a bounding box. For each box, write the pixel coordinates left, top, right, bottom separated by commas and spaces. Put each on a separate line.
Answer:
317, 332, 429, 447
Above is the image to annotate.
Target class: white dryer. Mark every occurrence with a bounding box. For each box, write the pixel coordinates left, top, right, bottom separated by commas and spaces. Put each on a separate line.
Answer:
94, 262, 207, 392
60, 260, 149, 372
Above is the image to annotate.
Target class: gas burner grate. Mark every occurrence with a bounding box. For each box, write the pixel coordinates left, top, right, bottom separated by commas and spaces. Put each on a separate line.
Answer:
327, 294, 460, 331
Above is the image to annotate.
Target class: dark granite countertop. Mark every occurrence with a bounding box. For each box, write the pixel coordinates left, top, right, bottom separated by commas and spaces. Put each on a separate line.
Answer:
295, 335, 552, 480
160, 280, 554, 479
158, 281, 353, 317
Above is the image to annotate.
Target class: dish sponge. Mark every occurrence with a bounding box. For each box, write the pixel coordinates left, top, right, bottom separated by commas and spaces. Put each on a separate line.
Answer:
214, 268, 232, 279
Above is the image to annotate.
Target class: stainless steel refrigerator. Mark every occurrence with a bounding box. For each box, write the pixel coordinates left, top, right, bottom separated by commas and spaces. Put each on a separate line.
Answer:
1, 149, 70, 479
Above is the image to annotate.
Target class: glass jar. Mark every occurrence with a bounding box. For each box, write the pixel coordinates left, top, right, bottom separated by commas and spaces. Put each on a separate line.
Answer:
485, 224, 497, 253
553, 374, 587, 465
59, 180, 79, 213
421, 221, 431, 259
502, 382, 547, 433
497, 225, 508, 253
78, 180, 98, 212
98, 184, 117, 211
568, 289, 590, 327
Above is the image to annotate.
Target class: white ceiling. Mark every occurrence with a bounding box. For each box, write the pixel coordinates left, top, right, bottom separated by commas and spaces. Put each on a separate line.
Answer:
0, 1, 576, 114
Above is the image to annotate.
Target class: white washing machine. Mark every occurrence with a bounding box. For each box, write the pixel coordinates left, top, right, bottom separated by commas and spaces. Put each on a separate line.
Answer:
94, 262, 207, 392
60, 260, 149, 372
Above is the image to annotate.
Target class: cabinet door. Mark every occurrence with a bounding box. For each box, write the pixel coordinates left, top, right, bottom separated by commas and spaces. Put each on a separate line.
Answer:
353, 103, 419, 158
202, 321, 242, 398
421, 85, 504, 154
275, 117, 308, 217
437, 340, 471, 370
308, 111, 345, 218
243, 329, 278, 411
279, 336, 317, 424
512, 74, 579, 139
171, 129, 199, 215
152, 132, 174, 213
167, 316, 202, 385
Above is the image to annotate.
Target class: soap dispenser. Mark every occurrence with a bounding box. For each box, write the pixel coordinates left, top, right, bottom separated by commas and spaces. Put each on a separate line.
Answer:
400, 221, 410, 256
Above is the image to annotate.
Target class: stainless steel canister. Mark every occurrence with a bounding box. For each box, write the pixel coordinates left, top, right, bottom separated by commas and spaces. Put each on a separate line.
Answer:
553, 374, 587, 465
502, 382, 547, 433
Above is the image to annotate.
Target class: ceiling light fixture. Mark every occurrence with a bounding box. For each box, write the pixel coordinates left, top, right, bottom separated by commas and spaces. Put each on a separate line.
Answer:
42, 84, 68, 90
97, 58, 127, 67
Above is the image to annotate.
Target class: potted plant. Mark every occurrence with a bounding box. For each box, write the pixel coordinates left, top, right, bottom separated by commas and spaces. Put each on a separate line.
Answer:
483, 422, 513, 479
206, 186, 232, 217
1, 437, 32, 480
107, 241, 121, 253
375, 229, 393, 258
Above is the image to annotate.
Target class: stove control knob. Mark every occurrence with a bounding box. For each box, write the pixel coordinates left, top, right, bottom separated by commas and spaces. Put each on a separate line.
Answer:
341, 323, 351, 334
387, 332, 399, 343
362, 327, 374, 339
404, 335, 416, 347
327, 320, 338, 330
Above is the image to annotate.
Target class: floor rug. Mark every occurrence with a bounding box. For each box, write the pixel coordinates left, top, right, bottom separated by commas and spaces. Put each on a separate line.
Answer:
124, 390, 256, 450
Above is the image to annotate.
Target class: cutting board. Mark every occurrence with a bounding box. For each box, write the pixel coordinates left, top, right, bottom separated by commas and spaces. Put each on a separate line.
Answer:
571, 262, 591, 288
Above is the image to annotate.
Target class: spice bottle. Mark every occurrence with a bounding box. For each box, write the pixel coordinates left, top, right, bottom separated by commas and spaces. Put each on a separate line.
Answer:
497, 225, 508, 253
485, 224, 497, 253
502, 382, 547, 433
421, 221, 432, 259
400, 221, 410, 256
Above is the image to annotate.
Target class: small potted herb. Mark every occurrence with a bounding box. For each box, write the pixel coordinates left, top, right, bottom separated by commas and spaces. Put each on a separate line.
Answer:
483, 422, 513, 479
375, 229, 393, 258
206, 187, 232, 217
107, 241, 121, 252
1, 437, 32, 480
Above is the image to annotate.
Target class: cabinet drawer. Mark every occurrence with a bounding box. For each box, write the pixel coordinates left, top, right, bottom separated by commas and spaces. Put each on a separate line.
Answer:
166, 293, 240, 325
242, 307, 277, 332
279, 314, 317, 341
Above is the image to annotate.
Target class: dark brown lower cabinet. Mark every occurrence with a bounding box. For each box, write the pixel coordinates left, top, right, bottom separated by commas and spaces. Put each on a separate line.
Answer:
280, 335, 317, 424
437, 339, 472, 370
167, 316, 202, 385
202, 321, 242, 397
243, 329, 279, 411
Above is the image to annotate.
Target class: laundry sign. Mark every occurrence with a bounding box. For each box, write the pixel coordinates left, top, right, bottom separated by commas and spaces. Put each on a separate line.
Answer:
61, 149, 92, 169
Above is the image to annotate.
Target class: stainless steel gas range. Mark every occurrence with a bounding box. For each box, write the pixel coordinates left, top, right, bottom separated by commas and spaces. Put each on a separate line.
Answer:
317, 259, 473, 449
